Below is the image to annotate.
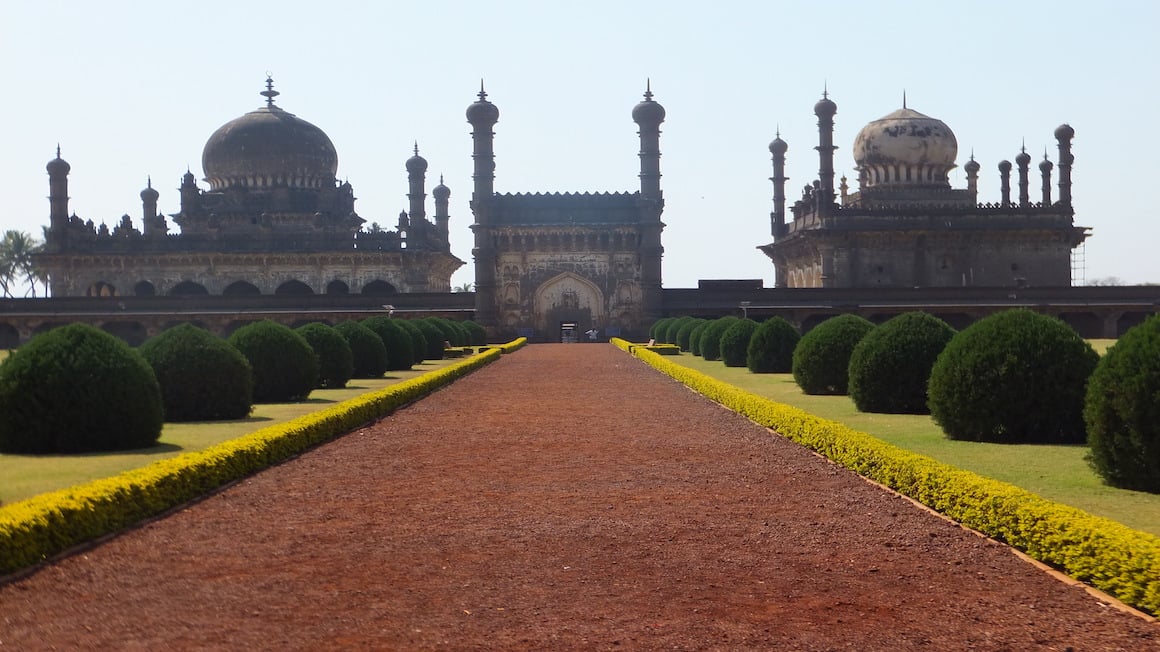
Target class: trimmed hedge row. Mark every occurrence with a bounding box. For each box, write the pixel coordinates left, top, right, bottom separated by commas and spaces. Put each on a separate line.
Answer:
0, 347, 507, 577
610, 337, 1160, 616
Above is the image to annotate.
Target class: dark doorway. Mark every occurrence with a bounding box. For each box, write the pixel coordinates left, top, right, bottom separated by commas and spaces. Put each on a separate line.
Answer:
560, 321, 578, 343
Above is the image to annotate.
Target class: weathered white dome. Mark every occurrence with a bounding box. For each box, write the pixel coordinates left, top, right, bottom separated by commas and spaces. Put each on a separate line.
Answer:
853, 107, 957, 188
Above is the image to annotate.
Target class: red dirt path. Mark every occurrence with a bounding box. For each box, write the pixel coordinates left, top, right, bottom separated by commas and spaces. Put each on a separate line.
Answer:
1, 344, 1157, 650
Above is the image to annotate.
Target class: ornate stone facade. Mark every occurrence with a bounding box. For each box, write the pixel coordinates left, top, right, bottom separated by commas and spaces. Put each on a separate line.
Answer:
759, 94, 1088, 288
466, 85, 666, 341
36, 79, 462, 298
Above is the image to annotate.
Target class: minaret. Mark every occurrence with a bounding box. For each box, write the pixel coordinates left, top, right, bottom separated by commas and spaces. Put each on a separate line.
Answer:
140, 177, 163, 236
769, 131, 788, 237
433, 174, 451, 245
179, 168, 200, 216
813, 90, 838, 218
998, 160, 1012, 206
632, 81, 667, 327
1039, 151, 1054, 205
47, 145, 71, 234
406, 143, 428, 222
1016, 144, 1031, 207
1055, 124, 1075, 209
964, 153, 980, 203
466, 82, 500, 328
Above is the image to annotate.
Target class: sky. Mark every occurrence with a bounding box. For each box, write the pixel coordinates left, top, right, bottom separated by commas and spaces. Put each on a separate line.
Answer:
2, 0, 1157, 291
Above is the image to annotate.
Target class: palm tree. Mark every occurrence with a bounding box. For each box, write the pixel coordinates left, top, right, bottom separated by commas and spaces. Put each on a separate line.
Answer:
0, 231, 43, 297
453, 282, 474, 293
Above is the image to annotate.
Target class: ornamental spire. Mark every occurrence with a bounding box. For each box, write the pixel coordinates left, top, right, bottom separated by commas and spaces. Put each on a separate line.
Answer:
260, 75, 280, 107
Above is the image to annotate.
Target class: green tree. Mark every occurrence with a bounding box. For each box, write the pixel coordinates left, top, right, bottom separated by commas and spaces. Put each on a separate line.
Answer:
0, 231, 43, 297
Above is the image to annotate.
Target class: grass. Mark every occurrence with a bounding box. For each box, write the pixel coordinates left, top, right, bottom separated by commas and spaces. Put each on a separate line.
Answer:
0, 359, 459, 504
669, 353, 1160, 538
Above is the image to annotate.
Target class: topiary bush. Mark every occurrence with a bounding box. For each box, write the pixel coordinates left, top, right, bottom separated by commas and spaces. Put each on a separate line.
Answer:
0, 323, 164, 453
1084, 315, 1160, 492
139, 323, 253, 422
334, 320, 388, 378
927, 309, 1098, 443
689, 321, 709, 356
719, 318, 759, 367
228, 320, 319, 403
792, 314, 874, 395
662, 316, 693, 345
746, 317, 800, 373
296, 322, 354, 389
462, 320, 488, 346
699, 316, 741, 361
425, 317, 462, 348
675, 318, 706, 352
650, 318, 675, 342
847, 312, 955, 414
412, 318, 446, 360
363, 316, 415, 371
395, 319, 429, 364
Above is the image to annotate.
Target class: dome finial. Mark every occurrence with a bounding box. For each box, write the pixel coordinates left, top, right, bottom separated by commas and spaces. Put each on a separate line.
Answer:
56, 143, 61, 158
261, 75, 280, 107
823, 80, 829, 100
414, 141, 419, 156
902, 89, 907, 110
645, 78, 653, 101
478, 79, 487, 101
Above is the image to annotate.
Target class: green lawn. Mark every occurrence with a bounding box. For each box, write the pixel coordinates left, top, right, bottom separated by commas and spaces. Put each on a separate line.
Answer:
669, 353, 1160, 538
0, 359, 459, 504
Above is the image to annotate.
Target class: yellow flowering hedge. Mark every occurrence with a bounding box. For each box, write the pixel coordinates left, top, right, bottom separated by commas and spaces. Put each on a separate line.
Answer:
0, 347, 505, 576
498, 337, 528, 353
612, 337, 1160, 615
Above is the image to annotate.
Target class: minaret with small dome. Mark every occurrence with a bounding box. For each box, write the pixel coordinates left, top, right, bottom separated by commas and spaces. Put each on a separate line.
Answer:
759, 91, 1089, 289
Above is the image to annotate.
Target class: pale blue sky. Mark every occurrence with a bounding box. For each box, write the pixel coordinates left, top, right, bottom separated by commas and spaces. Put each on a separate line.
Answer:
2, 0, 1157, 289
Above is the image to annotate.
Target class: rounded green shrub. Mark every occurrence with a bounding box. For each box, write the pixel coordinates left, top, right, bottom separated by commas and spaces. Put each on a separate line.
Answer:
413, 319, 446, 360
0, 323, 163, 453
689, 321, 709, 356
746, 317, 800, 373
462, 320, 488, 346
662, 316, 693, 344
139, 323, 253, 422
296, 322, 354, 389
675, 318, 706, 352
848, 312, 955, 414
700, 316, 741, 361
927, 309, 1097, 443
228, 320, 319, 403
792, 314, 874, 395
650, 318, 675, 342
335, 320, 388, 378
363, 316, 415, 371
425, 317, 462, 348
395, 319, 429, 363
446, 319, 471, 347
1085, 315, 1160, 492
720, 318, 759, 367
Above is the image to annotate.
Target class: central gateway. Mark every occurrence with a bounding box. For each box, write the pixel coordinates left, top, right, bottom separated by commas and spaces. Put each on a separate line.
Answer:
465, 84, 667, 342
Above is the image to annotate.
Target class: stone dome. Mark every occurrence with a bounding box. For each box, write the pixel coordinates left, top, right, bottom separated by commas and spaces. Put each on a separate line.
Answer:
202, 91, 338, 192
631, 88, 666, 125
852, 107, 958, 189
466, 86, 500, 126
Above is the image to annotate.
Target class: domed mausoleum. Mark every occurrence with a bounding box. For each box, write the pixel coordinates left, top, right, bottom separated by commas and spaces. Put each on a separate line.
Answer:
759, 93, 1088, 288
37, 78, 462, 298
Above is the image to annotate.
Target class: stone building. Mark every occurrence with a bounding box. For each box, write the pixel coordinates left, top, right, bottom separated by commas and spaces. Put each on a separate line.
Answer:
36, 78, 462, 298
758, 93, 1089, 288
466, 84, 666, 342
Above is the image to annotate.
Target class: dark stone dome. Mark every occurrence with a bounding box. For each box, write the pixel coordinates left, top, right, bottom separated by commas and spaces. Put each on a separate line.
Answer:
466, 87, 500, 125
632, 88, 666, 125
1054, 123, 1075, 140
406, 148, 428, 174
46, 149, 70, 175
433, 178, 450, 200
769, 135, 788, 155
202, 102, 338, 191
814, 94, 837, 118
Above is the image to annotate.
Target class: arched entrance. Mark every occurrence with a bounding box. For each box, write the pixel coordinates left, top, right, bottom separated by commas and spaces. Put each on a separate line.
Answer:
533, 272, 605, 342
